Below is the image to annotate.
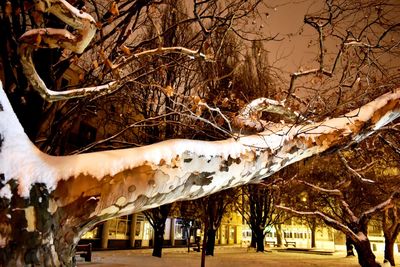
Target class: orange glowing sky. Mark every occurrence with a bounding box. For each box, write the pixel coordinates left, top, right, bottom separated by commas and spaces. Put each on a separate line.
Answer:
262, 0, 323, 74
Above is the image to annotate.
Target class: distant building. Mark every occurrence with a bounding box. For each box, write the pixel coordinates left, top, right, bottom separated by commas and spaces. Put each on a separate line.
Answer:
79, 210, 400, 255
80, 211, 244, 249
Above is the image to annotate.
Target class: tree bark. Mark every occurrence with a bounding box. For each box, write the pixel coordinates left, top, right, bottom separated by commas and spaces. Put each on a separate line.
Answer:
152, 224, 165, 258
0, 183, 99, 267
201, 221, 208, 267
205, 229, 216, 256
254, 229, 265, 252
346, 235, 355, 257
384, 237, 395, 267
250, 230, 257, 248
310, 222, 317, 248
354, 237, 381, 267
275, 224, 283, 247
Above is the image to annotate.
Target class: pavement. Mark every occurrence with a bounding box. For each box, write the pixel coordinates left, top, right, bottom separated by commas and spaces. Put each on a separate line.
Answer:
76, 246, 399, 267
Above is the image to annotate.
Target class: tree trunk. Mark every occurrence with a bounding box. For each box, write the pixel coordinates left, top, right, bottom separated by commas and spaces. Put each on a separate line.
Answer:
0, 183, 99, 267
275, 224, 283, 247
384, 237, 395, 266
254, 229, 265, 252
152, 224, 166, 257
310, 228, 316, 248
205, 229, 216, 256
250, 230, 257, 248
310, 220, 317, 248
201, 223, 208, 267
346, 235, 355, 257
354, 237, 380, 267
1, 240, 73, 267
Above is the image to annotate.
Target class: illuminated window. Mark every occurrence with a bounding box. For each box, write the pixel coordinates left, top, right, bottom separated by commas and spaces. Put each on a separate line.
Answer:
230, 227, 235, 241
174, 219, 185, 240
108, 216, 131, 240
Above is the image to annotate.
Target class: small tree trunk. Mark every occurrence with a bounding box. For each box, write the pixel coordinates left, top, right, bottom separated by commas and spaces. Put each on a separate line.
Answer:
354, 237, 380, 267
310, 220, 317, 248
201, 223, 208, 267
205, 229, 216, 256
275, 224, 283, 247
310, 229, 316, 248
346, 235, 355, 257
186, 226, 191, 252
384, 237, 395, 266
152, 224, 165, 258
250, 230, 256, 248
254, 229, 265, 252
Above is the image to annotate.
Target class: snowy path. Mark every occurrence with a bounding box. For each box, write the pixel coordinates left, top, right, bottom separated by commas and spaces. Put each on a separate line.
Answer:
75, 247, 385, 267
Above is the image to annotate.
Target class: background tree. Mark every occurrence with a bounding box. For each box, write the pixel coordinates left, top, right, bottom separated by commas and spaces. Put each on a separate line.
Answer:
202, 189, 239, 256
339, 127, 400, 266
172, 200, 202, 252
382, 206, 400, 267
333, 125, 400, 266
236, 182, 282, 252
143, 203, 172, 257
284, 0, 400, 114
196, 189, 239, 267
277, 146, 400, 267
285, 188, 322, 248
172, 189, 238, 267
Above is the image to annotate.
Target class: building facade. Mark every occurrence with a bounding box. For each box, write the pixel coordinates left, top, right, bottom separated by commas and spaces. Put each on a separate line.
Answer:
80, 212, 244, 249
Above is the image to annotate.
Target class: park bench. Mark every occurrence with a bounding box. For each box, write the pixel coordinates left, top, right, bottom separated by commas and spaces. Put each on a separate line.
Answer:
75, 243, 92, 262
265, 241, 277, 247
285, 241, 296, 247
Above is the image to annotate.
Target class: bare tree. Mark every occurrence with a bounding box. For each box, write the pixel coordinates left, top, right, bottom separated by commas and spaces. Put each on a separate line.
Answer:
143, 204, 172, 257
276, 148, 400, 267
286, 0, 400, 110
338, 126, 400, 266
197, 189, 238, 267
382, 206, 400, 267
279, 185, 399, 267
237, 183, 281, 252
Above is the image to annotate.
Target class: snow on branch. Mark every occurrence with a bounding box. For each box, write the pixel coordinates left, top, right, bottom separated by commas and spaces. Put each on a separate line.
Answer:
113, 46, 210, 70
233, 98, 305, 133
338, 152, 375, 184
276, 205, 360, 241
17, 0, 213, 102
17, 0, 110, 101
297, 180, 358, 222
298, 180, 342, 196
0, 82, 399, 222
359, 192, 400, 226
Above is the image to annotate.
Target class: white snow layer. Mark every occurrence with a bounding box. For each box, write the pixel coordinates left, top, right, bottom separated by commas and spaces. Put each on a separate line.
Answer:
0, 82, 399, 198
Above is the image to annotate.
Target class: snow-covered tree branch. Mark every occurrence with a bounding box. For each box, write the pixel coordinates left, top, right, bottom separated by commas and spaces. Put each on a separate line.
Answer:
277, 180, 400, 267
0, 81, 399, 265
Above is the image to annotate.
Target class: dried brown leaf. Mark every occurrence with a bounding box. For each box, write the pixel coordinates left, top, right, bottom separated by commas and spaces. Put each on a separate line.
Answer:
110, 2, 119, 16
120, 45, 131, 56
164, 85, 174, 97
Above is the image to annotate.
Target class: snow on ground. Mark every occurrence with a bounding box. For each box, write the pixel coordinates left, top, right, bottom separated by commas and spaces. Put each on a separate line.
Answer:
76, 246, 396, 267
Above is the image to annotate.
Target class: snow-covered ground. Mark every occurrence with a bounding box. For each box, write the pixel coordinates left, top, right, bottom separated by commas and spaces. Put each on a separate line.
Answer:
77, 246, 397, 267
